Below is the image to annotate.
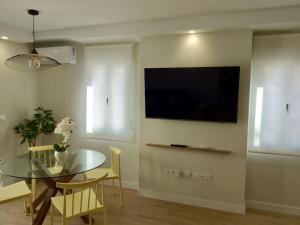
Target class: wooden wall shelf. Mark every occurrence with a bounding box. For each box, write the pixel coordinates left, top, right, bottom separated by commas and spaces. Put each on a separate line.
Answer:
146, 143, 231, 154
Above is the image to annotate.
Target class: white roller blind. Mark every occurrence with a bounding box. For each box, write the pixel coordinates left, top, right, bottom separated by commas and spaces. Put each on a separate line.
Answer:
85, 44, 135, 141
249, 34, 300, 152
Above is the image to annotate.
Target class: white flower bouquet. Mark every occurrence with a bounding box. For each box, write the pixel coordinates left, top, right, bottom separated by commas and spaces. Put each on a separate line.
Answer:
53, 117, 75, 152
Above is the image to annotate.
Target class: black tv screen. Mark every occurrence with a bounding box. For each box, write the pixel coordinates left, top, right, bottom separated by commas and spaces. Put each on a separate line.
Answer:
144, 67, 240, 123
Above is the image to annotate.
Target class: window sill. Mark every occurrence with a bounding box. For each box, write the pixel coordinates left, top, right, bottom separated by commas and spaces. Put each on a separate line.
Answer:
248, 149, 300, 157
84, 134, 135, 143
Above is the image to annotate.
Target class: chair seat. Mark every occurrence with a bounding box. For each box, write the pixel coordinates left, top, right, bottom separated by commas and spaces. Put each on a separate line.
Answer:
85, 168, 118, 180
51, 189, 102, 218
0, 181, 31, 204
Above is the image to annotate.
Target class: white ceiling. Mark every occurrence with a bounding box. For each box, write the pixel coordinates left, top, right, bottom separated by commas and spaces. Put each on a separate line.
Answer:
2, 0, 300, 43
1, 0, 300, 31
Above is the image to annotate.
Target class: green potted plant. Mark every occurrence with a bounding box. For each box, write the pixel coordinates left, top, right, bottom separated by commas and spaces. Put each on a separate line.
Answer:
14, 106, 56, 147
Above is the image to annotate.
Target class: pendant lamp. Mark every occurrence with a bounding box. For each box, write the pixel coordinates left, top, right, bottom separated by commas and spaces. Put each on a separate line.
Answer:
5, 9, 61, 72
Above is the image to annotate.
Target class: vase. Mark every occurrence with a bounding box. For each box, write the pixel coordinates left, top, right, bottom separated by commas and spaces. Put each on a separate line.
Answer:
54, 150, 69, 166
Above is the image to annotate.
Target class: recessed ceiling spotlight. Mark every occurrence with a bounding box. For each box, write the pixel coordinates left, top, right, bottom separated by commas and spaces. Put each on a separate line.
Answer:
188, 30, 196, 34
1, 36, 9, 40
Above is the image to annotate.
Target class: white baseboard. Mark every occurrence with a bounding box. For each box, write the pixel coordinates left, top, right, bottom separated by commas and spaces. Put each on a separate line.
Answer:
247, 200, 300, 216
138, 188, 245, 214
122, 180, 139, 190
106, 180, 138, 190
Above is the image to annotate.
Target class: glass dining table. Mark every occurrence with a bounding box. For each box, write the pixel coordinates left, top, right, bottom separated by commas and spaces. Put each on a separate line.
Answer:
0, 148, 106, 225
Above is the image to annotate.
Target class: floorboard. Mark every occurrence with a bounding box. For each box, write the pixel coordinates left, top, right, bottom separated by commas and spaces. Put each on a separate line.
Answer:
0, 185, 300, 225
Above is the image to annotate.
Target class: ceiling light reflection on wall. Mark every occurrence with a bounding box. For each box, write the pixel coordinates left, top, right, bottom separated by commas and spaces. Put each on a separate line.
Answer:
187, 34, 200, 45
1, 36, 8, 40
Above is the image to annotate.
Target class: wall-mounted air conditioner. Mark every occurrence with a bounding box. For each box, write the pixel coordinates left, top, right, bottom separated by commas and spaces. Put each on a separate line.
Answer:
37, 46, 77, 64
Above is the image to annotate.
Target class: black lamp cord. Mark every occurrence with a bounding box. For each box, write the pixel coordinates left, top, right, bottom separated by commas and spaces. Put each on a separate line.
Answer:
32, 14, 36, 50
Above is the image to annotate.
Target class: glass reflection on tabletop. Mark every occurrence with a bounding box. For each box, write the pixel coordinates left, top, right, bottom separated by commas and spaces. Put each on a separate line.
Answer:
0, 149, 106, 179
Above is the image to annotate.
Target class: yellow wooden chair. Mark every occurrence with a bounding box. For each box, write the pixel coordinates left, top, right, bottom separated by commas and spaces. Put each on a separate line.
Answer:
0, 180, 33, 222
28, 145, 54, 200
51, 173, 108, 225
85, 146, 123, 207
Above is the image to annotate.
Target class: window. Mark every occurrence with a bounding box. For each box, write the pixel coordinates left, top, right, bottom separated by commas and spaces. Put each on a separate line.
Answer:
85, 45, 135, 141
248, 35, 300, 152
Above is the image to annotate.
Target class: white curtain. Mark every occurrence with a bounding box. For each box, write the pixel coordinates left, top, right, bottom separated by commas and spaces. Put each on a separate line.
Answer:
85, 44, 134, 141
249, 34, 300, 152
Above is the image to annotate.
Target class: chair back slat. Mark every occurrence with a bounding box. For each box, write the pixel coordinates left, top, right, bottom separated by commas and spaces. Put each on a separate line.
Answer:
49, 153, 52, 167
80, 188, 83, 213
101, 181, 104, 205
110, 146, 122, 176
87, 187, 91, 210
72, 191, 75, 215
44, 152, 46, 164
95, 184, 98, 209
63, 189, 67, 217
56, 173, 107, 217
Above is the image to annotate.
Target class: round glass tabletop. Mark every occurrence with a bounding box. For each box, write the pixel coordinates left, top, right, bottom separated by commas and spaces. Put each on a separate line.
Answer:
0, 149, 106, 179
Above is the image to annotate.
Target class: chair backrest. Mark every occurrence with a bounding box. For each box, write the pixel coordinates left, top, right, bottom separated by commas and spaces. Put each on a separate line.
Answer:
56, 173, 108, 217
110, 146, 122, 176
28, 145, 54, 166
28, 145, 54, 152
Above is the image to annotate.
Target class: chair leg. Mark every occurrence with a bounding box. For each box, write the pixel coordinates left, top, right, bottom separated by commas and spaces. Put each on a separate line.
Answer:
89, 214, 92, 225
112, 179, 116, 195
24, 199, 28, 216
118, 178, 123, 207
29, 197, 34, 222
103, 207, 107, 225
32, 179, 36, 201
62, 216, 66, 225
50, 203, 54, 225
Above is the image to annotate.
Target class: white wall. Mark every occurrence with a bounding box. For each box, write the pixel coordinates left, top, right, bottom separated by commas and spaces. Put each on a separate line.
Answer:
246, 34, 300, 215
37, 42, 139, 187
0, 40, 38, 160
247, 153, 300, 214
3, 27, 300, 216
138, 31, 253, 213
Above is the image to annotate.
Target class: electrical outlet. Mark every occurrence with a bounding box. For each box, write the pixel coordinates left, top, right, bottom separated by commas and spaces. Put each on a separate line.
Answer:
164, 169, 181, 177
181, 170, 192, 178
192, 172, 213, 181
164, 169, 171, 176
171, 169, 180, 177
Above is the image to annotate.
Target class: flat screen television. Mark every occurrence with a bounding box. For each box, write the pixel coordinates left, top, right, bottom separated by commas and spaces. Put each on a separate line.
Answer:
144, 67, 240, 123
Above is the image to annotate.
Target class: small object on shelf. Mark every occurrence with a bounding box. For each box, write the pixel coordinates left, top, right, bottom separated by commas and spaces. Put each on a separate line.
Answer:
196, 145, 209, 150
146, 143, 231, 154
170, 144, 188, 148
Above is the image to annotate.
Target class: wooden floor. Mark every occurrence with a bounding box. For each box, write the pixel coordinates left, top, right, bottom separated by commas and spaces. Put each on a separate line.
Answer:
1, 186, 300, 225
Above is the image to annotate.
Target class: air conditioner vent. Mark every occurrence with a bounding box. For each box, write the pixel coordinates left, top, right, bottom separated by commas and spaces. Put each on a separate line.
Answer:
37, 46, 77, 65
